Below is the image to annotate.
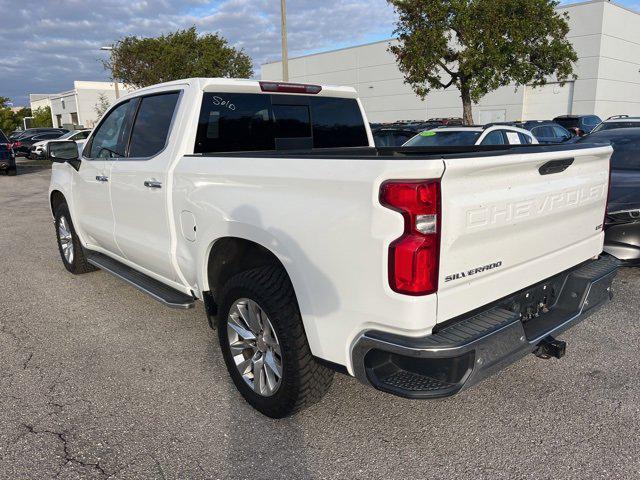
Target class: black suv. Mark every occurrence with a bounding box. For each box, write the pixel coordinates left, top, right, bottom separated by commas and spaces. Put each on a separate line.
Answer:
553, 115, 602, 137
0, 129, 16, 176
10, 128, 68, 156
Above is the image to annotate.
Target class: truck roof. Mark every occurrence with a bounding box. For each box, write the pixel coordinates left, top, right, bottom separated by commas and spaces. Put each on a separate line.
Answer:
122, 78, 360, 100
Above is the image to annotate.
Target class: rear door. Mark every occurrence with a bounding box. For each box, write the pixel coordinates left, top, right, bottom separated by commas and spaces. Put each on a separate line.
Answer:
436, 145, 612, 322
109, 90, 181, 282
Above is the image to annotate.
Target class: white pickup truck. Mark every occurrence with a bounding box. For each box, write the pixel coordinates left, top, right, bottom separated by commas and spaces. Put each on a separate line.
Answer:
47, 78, 618, 418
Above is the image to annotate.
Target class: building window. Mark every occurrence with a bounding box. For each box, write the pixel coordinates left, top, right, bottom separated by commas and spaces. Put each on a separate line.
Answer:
56, 114, 62, 128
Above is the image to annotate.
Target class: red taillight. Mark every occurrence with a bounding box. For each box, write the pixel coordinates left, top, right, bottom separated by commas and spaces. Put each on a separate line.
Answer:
12, 141, 21, 148
259, 81, 322, 94
380, 180, 441, 296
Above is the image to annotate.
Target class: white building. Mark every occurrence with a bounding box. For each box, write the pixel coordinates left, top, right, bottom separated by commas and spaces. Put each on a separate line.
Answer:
28, 94, 51, 112
262, 0, 640, 124
30, 81, 129, 129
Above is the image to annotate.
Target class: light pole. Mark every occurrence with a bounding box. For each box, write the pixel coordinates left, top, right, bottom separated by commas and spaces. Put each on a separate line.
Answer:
100, 46, 120, 99
280, 0, 289, 81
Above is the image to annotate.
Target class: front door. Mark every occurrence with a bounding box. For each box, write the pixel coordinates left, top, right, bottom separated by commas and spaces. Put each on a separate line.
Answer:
72, 100, 133, 255
110, 91, 182, 282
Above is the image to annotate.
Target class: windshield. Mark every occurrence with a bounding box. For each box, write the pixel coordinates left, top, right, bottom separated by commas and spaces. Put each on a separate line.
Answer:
593, 121, 640, 133
58, 131, 76, 140
403, 130, 481, 147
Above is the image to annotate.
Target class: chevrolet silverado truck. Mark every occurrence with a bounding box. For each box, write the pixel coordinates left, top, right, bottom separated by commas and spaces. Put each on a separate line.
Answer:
46, 78, 618, 418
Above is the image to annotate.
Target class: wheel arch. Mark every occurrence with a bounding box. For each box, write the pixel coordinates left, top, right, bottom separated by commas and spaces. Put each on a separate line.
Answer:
206, 237, 295, 302
50, 190, 67, 217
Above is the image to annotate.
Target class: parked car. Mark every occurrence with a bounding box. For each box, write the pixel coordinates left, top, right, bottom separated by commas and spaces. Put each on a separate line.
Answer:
47, 78, 616, 418
0, 129, 17, 176
514, 121, 574, 144
403, 124, 537, 147
579, 128, 640, 264
9, 128, 68, 141
10, 128, 69, 157
591, 115, 640, 133
30, 129, 91, 159
553, 115, 602, 137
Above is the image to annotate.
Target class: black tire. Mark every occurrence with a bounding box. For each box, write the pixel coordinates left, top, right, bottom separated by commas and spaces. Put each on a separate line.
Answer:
54, 203, 97, 274
218, 265, 333, 418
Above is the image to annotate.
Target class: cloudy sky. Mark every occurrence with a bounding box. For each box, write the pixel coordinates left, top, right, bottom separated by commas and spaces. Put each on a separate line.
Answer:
0, 0, 637, 106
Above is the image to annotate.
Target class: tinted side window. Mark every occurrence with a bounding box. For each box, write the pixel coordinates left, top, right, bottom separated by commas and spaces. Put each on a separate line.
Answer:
552, 126, 570, 139
196, 93, 274, 153
310, 97, 368, 148
89, 101, 131, 158
532, 126, 553, 138
518, 132, 533, 144
128, 92, 180, 158
480, 130, 505, 145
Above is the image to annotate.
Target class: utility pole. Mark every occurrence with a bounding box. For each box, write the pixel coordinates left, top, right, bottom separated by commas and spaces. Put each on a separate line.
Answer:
100, 46, 120, 99
280, 0, 289, 81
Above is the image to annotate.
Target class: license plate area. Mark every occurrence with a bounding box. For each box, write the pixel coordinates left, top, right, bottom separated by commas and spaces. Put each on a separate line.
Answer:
501, 276, 565, 324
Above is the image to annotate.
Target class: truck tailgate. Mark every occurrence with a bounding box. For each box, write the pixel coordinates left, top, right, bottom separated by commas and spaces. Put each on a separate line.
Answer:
437, 145, 612, 322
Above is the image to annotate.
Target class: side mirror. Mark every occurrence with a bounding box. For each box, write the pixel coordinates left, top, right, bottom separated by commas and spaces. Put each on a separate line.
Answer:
47, 141, 79, 163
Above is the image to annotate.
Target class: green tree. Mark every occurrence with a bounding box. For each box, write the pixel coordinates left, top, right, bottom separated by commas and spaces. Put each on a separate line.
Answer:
0, 98, 30, 133
32, 106, 53, 127
388, 0, 578, 124
104, 26, 253, 88
94, 93, 111, 119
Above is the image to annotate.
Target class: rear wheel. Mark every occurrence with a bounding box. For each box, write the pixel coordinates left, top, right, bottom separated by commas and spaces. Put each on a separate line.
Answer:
54, 203, 97, 274
217, 265, 333, 418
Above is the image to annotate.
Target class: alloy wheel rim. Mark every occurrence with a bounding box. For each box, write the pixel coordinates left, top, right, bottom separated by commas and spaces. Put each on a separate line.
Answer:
227, 298, 283, 397
58, 216, 74, 264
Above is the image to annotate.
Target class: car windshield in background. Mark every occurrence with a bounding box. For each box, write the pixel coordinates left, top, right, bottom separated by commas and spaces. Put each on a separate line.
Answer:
403, 130, 481, 147
593, 121, 640, 133
58, 131, 80, 140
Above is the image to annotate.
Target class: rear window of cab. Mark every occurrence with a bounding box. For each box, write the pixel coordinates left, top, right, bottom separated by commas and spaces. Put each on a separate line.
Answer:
195, 93, 369, 153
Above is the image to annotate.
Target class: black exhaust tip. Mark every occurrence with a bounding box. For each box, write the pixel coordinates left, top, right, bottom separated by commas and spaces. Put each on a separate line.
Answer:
534, 336, 567, 360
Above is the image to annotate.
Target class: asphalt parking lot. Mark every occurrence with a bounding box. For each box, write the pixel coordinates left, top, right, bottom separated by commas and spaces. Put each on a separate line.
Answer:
1, 161, 639, 480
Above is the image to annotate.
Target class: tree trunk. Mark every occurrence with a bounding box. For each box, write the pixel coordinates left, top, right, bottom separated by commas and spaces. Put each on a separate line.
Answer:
460, 84, 474, 125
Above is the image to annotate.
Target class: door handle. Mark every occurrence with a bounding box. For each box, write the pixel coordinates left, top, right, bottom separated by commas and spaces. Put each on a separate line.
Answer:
95, 175, 108, 182
144, 179, 162, 189
539, 158, 574, 176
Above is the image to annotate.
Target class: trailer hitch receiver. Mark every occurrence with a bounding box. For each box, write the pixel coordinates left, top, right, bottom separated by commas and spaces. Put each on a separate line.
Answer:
534, 336, 566, 360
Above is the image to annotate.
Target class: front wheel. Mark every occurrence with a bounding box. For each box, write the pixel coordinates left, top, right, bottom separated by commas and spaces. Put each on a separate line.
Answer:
218, 266, 333, 418
54, 203, 97, 274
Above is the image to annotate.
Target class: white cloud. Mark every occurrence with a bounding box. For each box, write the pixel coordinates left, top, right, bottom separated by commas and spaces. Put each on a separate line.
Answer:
0, 0, 395, 105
